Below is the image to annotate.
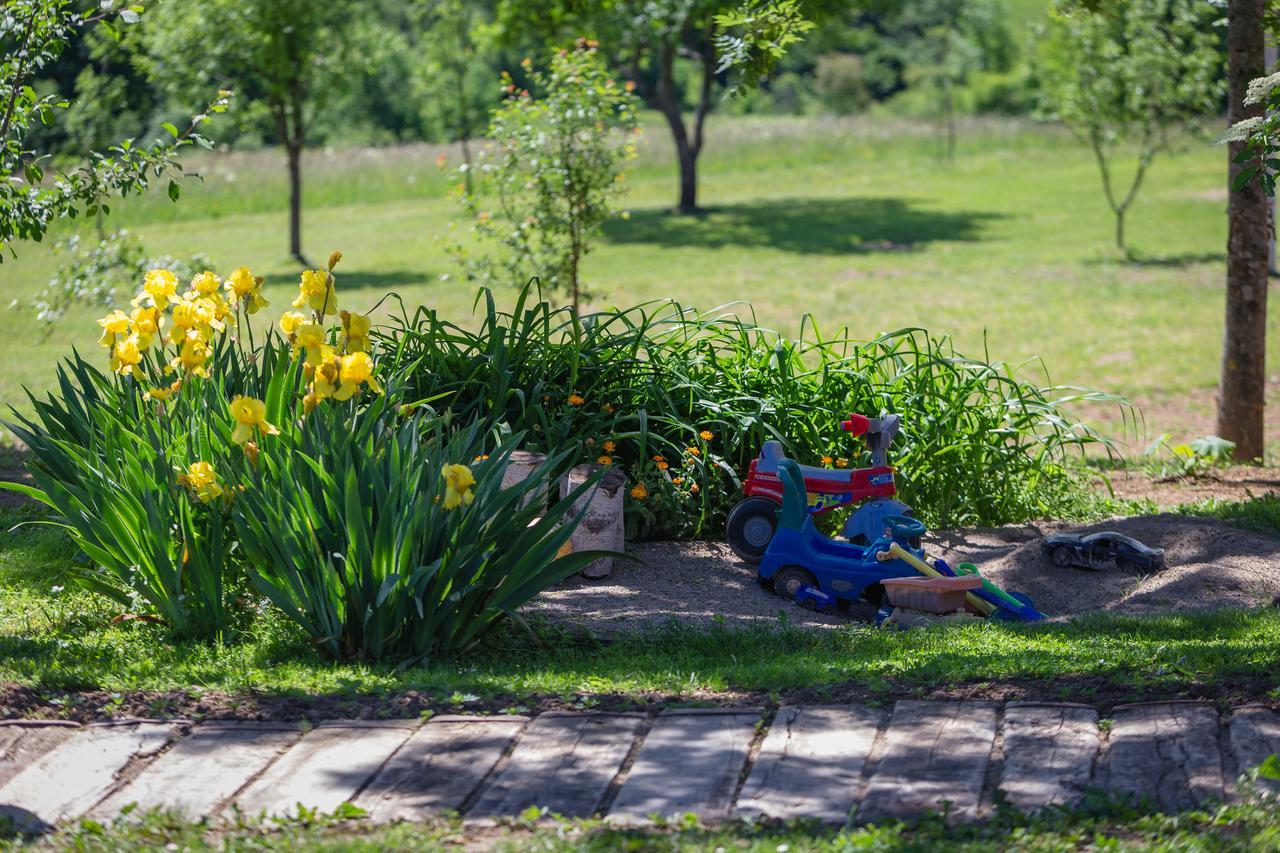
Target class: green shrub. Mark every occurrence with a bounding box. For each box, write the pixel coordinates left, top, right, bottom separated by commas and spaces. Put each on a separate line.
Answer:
3, 352, 258, 640
385, 284, 1130, 538
233, 407, 601, 662
814, 53, 872, 115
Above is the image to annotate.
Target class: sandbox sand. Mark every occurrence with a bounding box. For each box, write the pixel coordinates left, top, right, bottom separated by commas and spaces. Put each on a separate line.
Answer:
524, 514, 1280, 634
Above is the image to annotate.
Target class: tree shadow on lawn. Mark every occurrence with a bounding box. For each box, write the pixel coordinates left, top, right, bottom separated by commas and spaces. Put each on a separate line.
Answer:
602, 196, 1006, 255
322, 268, 434, 294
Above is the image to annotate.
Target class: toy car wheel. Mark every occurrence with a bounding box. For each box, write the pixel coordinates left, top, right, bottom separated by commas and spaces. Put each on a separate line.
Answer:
773, 565, 818, 601
1051, 545, 1075, 567
726, 497, 780, 564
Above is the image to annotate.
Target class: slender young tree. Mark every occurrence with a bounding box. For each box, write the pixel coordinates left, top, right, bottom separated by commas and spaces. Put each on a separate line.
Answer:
143, 0, 359, 264
1217, 0, 1269, 461
1035, 0, 1222, 253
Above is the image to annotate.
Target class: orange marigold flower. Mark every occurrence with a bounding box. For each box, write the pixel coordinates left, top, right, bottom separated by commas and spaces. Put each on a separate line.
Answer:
821, 455, 834, 465
656, 461, 669, 470
652, 454, 665, 463
630, 483, 647, 500
567, 394, 585, 406
597, 455, 612, 465
690, 483, 699, 494
474, 454, 489, 462
836, 457, 849, 468
686, 447, 700, 457
671, 476, 684, 486
699, 430, 713, 441
603, 440, 616, 453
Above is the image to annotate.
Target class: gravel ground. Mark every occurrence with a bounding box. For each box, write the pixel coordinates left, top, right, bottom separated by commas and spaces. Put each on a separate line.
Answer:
524, 514, 1280, 634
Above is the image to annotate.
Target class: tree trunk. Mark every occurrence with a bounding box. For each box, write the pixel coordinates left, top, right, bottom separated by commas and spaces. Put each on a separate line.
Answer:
1217, 0, 1269, 462
1114, 207, 1125, 252
286, 141, 304, 263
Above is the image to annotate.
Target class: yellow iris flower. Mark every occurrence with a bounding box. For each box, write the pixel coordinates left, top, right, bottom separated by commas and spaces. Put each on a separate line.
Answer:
190, 271, 221, 296
332, 351, 382, 400
170, 337, 212, 377
135, 268, 179, 308
179, 461, 224, 504
225, 266, 269, 315
228, 396, 280, 445
111, 334, 143, 377
97, 310, 130, 347
442, 463, 476, 509
340, 310, 371, 353
293, 269, 338, 316
130, 306, 162, 348
279, 311, 308, 337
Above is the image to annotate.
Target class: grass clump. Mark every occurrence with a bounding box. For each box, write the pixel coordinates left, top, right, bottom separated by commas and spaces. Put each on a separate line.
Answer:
388, 283, 1132, 538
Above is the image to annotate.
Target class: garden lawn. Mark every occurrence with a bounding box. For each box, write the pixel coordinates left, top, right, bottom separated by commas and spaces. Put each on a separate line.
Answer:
0, 114, 1269, 455
3, 505, 1278, 717
7, 800, 1280, 851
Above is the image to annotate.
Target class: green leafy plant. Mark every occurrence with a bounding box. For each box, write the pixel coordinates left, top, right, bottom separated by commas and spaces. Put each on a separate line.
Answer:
453, 41, 638, 308
385, 283, 1131, 538
0, 351, 268, 640
0, 1, 230, 257
233, 407, 602, 662
1142, 434, 1236, 480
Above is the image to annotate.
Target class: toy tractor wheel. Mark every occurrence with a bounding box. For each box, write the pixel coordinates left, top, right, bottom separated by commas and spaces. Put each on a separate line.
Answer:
726, 497, 780, 564
1051, 546, 1075, 567
773, 566, 818, 602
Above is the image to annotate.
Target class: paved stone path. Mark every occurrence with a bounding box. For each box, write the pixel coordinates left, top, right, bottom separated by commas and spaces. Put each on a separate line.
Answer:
0, 701, 1277, 832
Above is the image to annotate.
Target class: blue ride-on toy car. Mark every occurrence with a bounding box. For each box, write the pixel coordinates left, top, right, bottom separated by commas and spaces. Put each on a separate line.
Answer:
759, 458, 928, 607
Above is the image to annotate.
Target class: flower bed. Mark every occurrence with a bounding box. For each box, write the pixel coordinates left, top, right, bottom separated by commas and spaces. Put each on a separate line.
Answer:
4, 259, 1128, 661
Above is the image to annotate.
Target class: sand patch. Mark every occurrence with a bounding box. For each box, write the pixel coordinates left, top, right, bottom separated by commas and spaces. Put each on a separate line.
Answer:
525, 514, 1280, 634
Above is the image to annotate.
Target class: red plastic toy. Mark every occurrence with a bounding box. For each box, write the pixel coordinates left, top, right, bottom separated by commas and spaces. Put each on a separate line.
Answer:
725, 414, 911, 563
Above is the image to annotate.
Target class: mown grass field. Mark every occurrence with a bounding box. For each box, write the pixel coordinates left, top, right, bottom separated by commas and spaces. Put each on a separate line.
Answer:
0, 114, 1267, 455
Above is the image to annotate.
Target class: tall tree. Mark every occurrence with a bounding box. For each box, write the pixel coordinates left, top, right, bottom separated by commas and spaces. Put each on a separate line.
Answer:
497, 1, 726, 213
1217, 0, 1269, 461
143, 0, 359, 264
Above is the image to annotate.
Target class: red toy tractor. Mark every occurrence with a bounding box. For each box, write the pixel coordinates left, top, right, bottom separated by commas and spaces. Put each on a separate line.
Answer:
725, 413, 913, 563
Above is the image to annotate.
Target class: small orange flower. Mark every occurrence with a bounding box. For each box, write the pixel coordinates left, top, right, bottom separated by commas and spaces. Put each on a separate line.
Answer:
602, 404, 614, 414
821, 455, 834, 466
836, 457, 849, 468
652, 454, 665, 463
474, 454, 489, 462
568, 394, 585, 406
690, 483, 699, 494
699, 430, 714, 441
630, 483, 647, 500
686, 447, 700, 457
603, 440, 616, 453
671, 476, 684, 486
656, 461, 669, 470
597, 455, 612, 465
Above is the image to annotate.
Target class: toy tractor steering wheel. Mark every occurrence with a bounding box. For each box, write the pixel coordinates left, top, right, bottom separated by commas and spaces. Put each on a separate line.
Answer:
883, 515, 925, 540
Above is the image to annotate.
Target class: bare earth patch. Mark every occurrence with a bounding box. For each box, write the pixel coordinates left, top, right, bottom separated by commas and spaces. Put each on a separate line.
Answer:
526, 514, 1280, 633
1101, 466, 1280, 507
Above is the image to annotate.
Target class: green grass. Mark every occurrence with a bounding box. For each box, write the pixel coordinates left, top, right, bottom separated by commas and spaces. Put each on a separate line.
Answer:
4, 508, 1278, 711
0, 114, 1260, 454
7, 797, 1280, 851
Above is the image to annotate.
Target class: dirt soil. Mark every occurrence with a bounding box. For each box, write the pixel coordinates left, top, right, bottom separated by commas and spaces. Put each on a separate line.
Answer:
525, 514, 1280, 632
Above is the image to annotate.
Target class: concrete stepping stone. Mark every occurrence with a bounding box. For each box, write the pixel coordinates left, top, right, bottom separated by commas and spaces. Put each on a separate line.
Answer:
998, 703, 1100, 810
735, 705, 881, 824
93, 721, 301, 821
467, 712, 642, 820
0, 721, 176, 832
608, 708, 761, 825
859, 700, 998, 823
1227, 705, 1280, 794
356, 716, 527, 822
1107, 702, 1224, 811
232, 720, 417, 820
0, 722, 79, 789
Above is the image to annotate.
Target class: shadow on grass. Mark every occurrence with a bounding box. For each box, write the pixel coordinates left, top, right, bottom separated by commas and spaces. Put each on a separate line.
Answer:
330, 269, 435, 293
1083, 251, 1226, 269
603, 196, 1005, 255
